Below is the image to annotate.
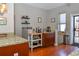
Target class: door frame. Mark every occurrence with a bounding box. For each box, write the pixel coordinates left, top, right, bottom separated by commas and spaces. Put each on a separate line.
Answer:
73, 15, 79, 44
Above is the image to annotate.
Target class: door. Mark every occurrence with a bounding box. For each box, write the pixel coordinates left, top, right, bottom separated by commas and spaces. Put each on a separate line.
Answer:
73, 16, 79, 43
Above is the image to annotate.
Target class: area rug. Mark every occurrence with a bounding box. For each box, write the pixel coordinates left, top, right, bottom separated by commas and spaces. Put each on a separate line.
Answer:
69, 48, 79, 56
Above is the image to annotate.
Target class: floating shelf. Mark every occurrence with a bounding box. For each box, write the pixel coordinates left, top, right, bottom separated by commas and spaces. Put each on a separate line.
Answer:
21, 23, 30, 24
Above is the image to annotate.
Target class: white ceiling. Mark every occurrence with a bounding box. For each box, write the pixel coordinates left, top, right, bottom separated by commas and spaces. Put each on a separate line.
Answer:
26, 3, 66, 10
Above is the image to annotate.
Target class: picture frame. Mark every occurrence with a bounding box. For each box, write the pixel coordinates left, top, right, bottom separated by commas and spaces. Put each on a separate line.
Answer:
0, 17, 7, 25
38, 17, 42, 23
51, 18, 55, 23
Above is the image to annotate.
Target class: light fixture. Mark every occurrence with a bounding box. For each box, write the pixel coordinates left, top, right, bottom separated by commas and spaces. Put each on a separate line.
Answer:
0, 3, 7, 15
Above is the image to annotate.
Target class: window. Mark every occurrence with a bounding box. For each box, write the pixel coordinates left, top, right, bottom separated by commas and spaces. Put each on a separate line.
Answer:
59, 13, 66, 32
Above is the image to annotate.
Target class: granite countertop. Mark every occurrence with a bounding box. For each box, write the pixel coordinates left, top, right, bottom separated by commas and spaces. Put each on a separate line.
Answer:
0, 35, 28, 47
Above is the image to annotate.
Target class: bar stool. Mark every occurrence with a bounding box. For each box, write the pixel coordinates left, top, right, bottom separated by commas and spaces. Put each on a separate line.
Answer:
63, 35, 70, 45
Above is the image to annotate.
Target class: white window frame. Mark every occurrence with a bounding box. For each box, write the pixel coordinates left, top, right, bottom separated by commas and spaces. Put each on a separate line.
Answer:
59, 13, 66, 32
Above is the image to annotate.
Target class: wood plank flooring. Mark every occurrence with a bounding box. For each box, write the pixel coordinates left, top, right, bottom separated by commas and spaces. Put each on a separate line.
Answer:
29, 45, 78, 56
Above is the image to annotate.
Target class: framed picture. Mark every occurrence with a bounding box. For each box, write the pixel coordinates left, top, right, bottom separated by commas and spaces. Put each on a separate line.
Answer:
38, 17, 42, 23
0, 17, 7, 25
51, 18, 55, 23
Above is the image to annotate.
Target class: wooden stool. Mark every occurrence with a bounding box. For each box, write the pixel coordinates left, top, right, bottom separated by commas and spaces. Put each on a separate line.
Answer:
63, 35, 70, 45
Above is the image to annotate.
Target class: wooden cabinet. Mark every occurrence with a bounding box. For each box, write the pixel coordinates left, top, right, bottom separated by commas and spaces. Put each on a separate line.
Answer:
42, 32, 55, 47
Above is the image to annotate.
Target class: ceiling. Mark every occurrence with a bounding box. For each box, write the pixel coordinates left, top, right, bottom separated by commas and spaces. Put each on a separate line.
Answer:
26, 3, 66, 10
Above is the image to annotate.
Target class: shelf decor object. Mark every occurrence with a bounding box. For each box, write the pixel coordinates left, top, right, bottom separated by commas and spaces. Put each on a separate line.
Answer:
38, 17, 42, 23
51, 18, 55, 23
21, 16, 30, 19
0, 17, 7, 25
21, 16, 30, 24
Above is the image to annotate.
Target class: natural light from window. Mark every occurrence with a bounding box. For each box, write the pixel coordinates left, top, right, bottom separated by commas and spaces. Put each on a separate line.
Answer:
59, 13, 66, 32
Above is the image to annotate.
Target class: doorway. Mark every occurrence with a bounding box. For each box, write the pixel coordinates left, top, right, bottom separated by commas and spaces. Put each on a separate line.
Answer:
73, 15, 79, 46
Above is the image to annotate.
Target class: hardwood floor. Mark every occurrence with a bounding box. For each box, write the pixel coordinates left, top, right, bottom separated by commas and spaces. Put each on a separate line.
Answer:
29, 45, 78, 56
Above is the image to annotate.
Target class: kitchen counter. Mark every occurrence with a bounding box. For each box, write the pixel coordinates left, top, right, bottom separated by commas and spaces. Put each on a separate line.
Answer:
0, 35, 28, 47
0, 35, 29, 56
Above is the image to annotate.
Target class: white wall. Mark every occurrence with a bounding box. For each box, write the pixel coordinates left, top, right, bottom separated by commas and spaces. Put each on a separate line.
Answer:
14, 3, 79, 44
14, 3, 48, 37
47, 3, 79, 44
0, 3, 14, 33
